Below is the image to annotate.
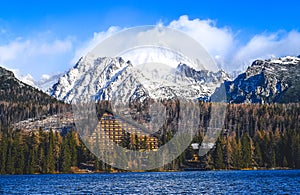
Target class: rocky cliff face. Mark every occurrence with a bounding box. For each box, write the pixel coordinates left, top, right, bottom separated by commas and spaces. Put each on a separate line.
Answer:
224, 56, 300, 103
49, 54, 300, 104
50, 53, 229, 104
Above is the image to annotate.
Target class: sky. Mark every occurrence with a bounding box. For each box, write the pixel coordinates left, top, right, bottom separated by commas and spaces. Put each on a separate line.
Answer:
1, 0, 300, 81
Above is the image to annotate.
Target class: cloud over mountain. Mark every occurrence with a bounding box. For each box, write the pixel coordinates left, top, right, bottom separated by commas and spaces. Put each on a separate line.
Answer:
74, 15, 300, 74
1, 15, 300, 80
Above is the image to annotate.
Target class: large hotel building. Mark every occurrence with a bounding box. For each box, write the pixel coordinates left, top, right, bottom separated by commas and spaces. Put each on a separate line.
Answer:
91, 112, 158, 151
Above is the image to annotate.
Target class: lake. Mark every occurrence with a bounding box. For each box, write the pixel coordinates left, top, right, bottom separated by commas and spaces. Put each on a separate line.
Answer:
0, 170, 299, 194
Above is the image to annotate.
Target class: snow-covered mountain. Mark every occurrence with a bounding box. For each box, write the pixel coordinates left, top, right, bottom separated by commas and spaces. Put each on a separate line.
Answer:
15, 74, 37, 87
0, 66, 61, 104
50, 53, 229, 103
224, 56, 300, 103
12, 70, 63, 92
35, 73, 64, 92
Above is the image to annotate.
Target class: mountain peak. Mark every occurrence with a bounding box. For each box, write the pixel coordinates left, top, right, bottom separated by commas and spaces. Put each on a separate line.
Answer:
0, 66, 15, 78
225, 55, 300, 103
51, 56, 133, 103
50, 55, 229, 103
0, 66, 61, 104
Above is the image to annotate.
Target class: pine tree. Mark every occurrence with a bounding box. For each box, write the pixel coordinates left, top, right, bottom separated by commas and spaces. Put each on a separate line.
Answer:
254, 142, 263, 167
14, 132, 25, 174
295, 134, 300, 169
225, 136, 234, 169
134, 134, 139, 150
6, 133, 15, 174
120, 132, 131, 149
46, 129, 55, 173
37, 128, 46, 173
241, 134, 252, 168
54, 131, 62, 172
61, 137, 71, 172
214, 137, 225, 169
28, 132, 39, 174
0, 133, 8, 174
232, 139, 242, 169
68, 131, 78, 167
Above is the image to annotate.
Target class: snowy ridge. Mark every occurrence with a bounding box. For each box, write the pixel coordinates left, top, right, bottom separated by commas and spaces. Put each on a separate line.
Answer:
225, 56, 300, 103
0, 66, 27, 88
16, 74, 36, 88
51, 53, 132, 103
120, 46, 203, 70
50, 54, 229, 103
34, 73, 64, 92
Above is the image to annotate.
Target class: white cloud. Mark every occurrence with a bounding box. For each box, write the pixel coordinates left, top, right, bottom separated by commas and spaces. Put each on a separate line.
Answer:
2, 15, 300, 82
72, 16, 235, 71
41, 74, 51, 81
0, 38, 72, 62
71, 26, 122, 64
232, 30, 300, 69
166, 16, 300, 72
0, 40, 28, 62
168, 15, 235, 62
0, 36, 73, 79
70, 15, 300, 75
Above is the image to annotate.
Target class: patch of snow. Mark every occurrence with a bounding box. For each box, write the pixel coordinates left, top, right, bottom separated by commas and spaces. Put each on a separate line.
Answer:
50, 54, 229, 104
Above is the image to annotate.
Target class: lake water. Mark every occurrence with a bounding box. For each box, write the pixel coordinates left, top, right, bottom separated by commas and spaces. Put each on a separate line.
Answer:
0, 170, 299, 194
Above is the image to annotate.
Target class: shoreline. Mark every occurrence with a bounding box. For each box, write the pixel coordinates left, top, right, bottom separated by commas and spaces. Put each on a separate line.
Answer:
0, 167, 296, 176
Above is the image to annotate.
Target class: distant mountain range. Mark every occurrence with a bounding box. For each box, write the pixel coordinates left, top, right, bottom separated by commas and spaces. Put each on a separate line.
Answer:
50, 53, 230, 103
1, 55, 299, 105
50, 54, 300, 104
1, 54, 299, 175
0, 66, 57, 104
224, 56, 300, 103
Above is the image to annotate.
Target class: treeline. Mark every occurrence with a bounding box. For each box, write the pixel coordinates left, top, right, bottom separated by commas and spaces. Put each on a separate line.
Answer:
0, 103, 299, 174
204, 128, 300, 170
164, 103, 300, 170
0, 102, 69, 128
0, 66, 70, 127
0, 128, 105, 174
206, 103, 300, 169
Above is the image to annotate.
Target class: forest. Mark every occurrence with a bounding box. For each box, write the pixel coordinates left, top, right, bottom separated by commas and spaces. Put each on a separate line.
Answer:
0, 102, 299, 174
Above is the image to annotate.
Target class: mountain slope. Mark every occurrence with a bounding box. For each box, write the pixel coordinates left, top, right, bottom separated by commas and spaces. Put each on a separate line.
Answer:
50, 53, 229, 103
0, 66, 57, 103
51, 54, 133, 103
35, 73, 64, 92
224, 56, 300, 103
0, 66, 68, 127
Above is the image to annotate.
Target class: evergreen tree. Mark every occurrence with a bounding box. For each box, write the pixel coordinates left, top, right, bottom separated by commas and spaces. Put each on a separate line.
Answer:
6, 134, 14, 174
254, 142, 263, 167
214, 137, 225, 169
241, 134, 252, 168
68, 131, 78, 167
45, 129, 55, 173
61, 137, 71, 172
232, 139, 242, 169
28, 132, 39, 174
0, 133, 8, 174
13, 132, 25, 174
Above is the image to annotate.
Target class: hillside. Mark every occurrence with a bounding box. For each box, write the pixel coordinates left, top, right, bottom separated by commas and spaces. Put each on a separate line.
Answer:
224, 56, 300, 103
50, 54, 229, 103
0, 66, 69, 128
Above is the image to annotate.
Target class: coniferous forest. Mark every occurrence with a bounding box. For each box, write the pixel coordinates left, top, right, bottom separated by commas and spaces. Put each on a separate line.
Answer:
0, 102, 299, 174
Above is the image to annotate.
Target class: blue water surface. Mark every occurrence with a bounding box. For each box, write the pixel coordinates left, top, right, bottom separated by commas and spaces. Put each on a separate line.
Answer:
0, 170, 299, 194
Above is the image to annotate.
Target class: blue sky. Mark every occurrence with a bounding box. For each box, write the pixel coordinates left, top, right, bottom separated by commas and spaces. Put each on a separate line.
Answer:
1, 0, 300, 80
